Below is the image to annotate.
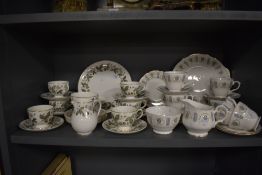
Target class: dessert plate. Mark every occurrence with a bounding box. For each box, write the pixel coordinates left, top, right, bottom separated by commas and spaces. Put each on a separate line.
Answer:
40, 92, 72, 101
216, 123, 261, 136
102, 119, 147, 134
64, 109, 108, 124
19, 116, 64, 132
78, 60, 131, 103
174, 54, 230, 96
139, 70, 166, 102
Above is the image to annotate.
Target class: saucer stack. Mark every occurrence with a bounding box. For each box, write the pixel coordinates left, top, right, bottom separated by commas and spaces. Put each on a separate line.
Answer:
40, 81, 72, 115
157, 71, 193, 113
102, 81, 148, 134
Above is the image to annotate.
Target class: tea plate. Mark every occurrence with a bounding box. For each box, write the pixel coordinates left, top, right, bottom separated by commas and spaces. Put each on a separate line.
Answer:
102, 119, 147, 134
78, 60, 131, 103
40, 92, 72, 101
19, 116, 64, 132
174, 54, 230, 96
64, 109, 108, 124
204, 92, 241, 101
139, 70, 166, 102
216, 123, 261, 136
157, 86, 192, 95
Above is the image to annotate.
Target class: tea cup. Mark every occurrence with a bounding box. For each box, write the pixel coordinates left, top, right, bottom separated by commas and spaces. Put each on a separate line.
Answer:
164, 94, 196, 112
120, 81, 144, 98
210, 77, 240, 98
48, 81, 69, 97
110, 106, 143, 132
27, 105, 54, 129
114, 99, 147, 109
228, 102, 260, 131
163, 71, 190, 92
146, 106, 181, 134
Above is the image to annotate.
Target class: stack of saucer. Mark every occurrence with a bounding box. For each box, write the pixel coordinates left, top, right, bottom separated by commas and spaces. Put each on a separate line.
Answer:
157, 71, 193, 113
114, 81, 148, 114
102, 81, 148, 134
40, 81, 72, 115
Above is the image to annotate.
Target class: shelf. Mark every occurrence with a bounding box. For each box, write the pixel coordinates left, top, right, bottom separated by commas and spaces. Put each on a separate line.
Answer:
1, 11, 262, 24
11, 122, 262, 148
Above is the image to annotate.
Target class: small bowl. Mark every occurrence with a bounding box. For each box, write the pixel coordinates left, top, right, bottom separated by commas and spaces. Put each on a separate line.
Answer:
146, 106, 181, 134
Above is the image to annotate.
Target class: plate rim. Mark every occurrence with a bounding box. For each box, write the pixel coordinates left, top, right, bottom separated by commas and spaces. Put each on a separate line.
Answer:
216, 123, 261, 136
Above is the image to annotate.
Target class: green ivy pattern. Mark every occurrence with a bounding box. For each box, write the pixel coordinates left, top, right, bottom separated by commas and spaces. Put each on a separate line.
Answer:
81, 63, 129, 92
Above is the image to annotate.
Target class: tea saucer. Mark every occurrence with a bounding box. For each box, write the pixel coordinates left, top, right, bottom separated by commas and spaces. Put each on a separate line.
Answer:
19, 116, 64, 132
157, 86, 192, 95
102, 119, 147, 134
216, 123, 261, 136
204, 92, 241, 100
40, 92, 72, 101
114, 93, 146, 102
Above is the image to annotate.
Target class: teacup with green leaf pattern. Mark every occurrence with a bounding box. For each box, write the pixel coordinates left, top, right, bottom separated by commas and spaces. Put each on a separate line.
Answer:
120, 81, 144, 98
110, 106, 143, 131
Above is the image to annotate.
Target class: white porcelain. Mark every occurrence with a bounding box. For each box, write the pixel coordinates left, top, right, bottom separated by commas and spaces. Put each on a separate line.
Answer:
64, 109, 108, 124
110, 106, 143, 132
48, 81, 69, 97
71, 92, 101, 136
216, 123, 261, 136
182, 99, 227, 137
49, 99, 71, 115
27, 105, 54, 129
174, 54, 230, 97
139, 70, 166, 102
210, 77, 241, 98
120, 81, 144, 98
163, 71, 190, 92
19, 116, 64, 132
78, 60, 131, 103
228, 102, 261, 131
146, 106, 181, 134
102, 119, 147, 134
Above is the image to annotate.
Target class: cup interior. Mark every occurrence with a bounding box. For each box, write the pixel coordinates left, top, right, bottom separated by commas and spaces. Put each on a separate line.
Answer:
146, 106, 180, 117
48, 80, 69, 85
28, 105, 53, 112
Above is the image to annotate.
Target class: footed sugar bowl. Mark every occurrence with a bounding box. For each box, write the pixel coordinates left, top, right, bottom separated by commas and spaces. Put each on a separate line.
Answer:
182, 99, 227, 137
71, 92, 101, 136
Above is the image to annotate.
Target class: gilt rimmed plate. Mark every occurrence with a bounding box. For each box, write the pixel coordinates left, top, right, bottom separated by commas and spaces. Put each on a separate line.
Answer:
40, 92, 72, 101
139, 70, 166, 102
216, 123, 261, 136
174, 54, 230, 96
19, 116, 64, 132
78, 60, 131, 103
64, 109, 108, 124
102, 119, 147, 134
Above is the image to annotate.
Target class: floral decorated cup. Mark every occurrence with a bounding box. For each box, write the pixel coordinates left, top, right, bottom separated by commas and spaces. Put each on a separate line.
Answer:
210, 77, 240, 98
113, 98, 147, 109
163, 71, 190, 92
146, 106, 181, 134
48, 81, 69, 97
110, 106, 143, 132
27, 105, 54, 129
120, 81, 144, 98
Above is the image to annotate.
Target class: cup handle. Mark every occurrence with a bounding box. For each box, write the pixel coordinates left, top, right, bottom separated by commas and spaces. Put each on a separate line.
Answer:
92, 100, 101, 116
213, 105, 228, 127
136, 109, 144, 119
140, 100, 147, 109
231, 81, 241, 92
225, 96, 237, 107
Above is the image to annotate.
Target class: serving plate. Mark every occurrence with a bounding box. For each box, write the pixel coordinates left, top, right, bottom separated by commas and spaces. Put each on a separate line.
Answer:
174, 54, 230, 96
78, 60, 131, 103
